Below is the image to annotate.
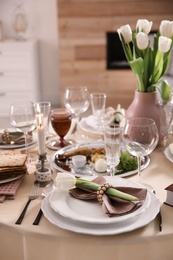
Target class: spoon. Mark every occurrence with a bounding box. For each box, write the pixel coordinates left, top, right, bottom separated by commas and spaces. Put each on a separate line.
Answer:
32, 182, 55, 225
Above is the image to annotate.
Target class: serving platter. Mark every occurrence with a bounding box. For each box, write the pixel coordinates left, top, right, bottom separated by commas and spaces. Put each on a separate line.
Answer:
51, 141, 150, 178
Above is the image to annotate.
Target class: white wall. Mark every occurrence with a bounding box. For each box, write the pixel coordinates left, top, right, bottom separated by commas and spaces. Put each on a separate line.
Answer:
0, 0, 60, 107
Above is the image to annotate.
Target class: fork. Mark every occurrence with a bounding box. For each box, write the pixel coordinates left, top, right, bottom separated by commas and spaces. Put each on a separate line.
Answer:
15, 183, 39, 225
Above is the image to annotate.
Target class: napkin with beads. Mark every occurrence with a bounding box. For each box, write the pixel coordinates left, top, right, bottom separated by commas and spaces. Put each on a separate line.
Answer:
0, 176, 24, 202
69, 176, 147, 217
0, 130, 32, 146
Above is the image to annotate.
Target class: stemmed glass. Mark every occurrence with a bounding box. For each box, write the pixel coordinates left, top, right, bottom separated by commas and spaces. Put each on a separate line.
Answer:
122, 117, 159, 186
104, 124, 122, 176
64, 86, 90, 139
50, 108, 72, 148
10, 101, 36, 156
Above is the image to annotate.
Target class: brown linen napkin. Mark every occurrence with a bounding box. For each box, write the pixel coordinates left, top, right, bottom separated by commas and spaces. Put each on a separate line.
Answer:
0, 176, 24, 202
69, 176, 147, 217
0, 131, 32, 145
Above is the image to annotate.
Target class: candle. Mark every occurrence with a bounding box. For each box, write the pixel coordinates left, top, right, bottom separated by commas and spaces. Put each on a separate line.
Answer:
37, 113, 46, 155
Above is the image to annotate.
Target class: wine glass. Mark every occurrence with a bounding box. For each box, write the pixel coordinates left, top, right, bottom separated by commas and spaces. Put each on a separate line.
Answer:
122, 117, 159, 186
10, 101, 36, 156
50, 108, 72, 148
64, 86, 90, 139
104, 123, 122, 176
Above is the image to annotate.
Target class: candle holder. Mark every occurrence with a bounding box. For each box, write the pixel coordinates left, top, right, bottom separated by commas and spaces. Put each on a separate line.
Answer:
35, 153, 52, 187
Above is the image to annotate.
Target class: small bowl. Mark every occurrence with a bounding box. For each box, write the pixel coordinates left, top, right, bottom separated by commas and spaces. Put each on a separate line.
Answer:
72, 155, 86, 168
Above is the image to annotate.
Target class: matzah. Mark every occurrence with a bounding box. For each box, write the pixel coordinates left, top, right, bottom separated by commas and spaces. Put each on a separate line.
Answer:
0, 150, 27, 167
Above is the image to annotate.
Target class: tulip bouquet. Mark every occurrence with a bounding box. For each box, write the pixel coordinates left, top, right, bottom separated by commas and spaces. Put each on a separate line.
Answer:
117, 19, 173, 103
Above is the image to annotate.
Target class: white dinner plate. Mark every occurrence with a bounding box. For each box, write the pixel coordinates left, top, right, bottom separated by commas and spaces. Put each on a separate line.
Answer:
0, 129, 37, 150
42, 188, 160, 236
164, 146, 173, 163
79, 116, 104, 136
50, 141, 150, 178
49, 176, 151, 225
0, 174, 25, 184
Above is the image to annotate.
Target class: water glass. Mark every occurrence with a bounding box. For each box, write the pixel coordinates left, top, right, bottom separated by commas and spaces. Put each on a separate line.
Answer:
90, 93, 106, 128
34, 101, 51, 137
104, 123, 122, 176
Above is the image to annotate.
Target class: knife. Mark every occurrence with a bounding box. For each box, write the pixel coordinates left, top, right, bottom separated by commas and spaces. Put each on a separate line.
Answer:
153, 190, 162, 232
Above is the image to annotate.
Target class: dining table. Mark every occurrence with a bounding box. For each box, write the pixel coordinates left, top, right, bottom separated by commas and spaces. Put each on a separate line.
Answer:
1, 119, 173, 260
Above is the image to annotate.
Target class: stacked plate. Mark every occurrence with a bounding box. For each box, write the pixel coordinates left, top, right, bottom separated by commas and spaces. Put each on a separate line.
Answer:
79, 115, 105, 137
0, 128, 37, 151
41, 176, 160, 235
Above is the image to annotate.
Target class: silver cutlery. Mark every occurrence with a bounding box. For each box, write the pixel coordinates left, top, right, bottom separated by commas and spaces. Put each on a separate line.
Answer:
15, 183, 39, 225
33, 182, 55, 225
153, 190, 162, 232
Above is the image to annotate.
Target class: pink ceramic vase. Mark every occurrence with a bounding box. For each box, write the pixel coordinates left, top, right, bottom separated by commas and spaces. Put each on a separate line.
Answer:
125, 90, 165, 144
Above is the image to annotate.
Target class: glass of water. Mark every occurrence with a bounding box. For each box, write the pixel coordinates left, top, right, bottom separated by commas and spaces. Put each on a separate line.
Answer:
104, 123, 122, 176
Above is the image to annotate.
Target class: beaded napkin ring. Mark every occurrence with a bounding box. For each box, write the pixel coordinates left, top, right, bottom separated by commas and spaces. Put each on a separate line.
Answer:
97, 182, 112, 203
2, 129, 11, 144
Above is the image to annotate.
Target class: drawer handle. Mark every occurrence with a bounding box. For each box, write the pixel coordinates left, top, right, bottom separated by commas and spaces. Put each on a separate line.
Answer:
0, 93, 5, 97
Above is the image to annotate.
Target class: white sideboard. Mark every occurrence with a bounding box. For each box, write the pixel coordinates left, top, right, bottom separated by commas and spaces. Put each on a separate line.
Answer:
0, 39, 40, 117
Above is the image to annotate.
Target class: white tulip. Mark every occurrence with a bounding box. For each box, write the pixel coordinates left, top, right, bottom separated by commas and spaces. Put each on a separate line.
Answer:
55, 172, 76, 190
117, 24, 132, 43
159, 20, 173, 38
136, 32, 149, 50
158, 36, 172, 53
136, 19, 153, 34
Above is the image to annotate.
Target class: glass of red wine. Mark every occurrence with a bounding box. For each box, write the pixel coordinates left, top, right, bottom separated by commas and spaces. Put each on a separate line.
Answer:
50, 108, 72, 149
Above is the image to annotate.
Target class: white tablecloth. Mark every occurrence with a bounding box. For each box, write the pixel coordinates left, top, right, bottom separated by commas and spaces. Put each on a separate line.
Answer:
1, 125, 173, 260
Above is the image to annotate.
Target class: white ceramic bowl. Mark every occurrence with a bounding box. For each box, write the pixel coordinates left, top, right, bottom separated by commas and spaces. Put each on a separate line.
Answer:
72, 155, 86, 168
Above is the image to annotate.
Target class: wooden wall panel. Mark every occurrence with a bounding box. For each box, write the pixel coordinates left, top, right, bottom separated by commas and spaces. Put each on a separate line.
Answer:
57, 0, 173, 109
58, 1, 173, 17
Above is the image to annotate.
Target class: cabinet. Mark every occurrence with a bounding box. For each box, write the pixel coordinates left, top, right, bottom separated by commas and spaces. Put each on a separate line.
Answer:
0, 40, 40, 117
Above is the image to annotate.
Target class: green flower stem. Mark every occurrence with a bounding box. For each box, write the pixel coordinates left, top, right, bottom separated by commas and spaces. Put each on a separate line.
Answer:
136, 74, 145, 92
76, 179, 139, 201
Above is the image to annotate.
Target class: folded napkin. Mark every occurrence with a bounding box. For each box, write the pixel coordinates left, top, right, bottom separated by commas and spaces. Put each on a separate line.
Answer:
0, 129, 32, 146
105, 104, 125, 126
69, 176, 147, 217
0, 176, 24, 202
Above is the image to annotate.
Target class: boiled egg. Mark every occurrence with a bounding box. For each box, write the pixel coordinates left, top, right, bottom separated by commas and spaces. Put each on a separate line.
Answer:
95, 158, 107, 172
